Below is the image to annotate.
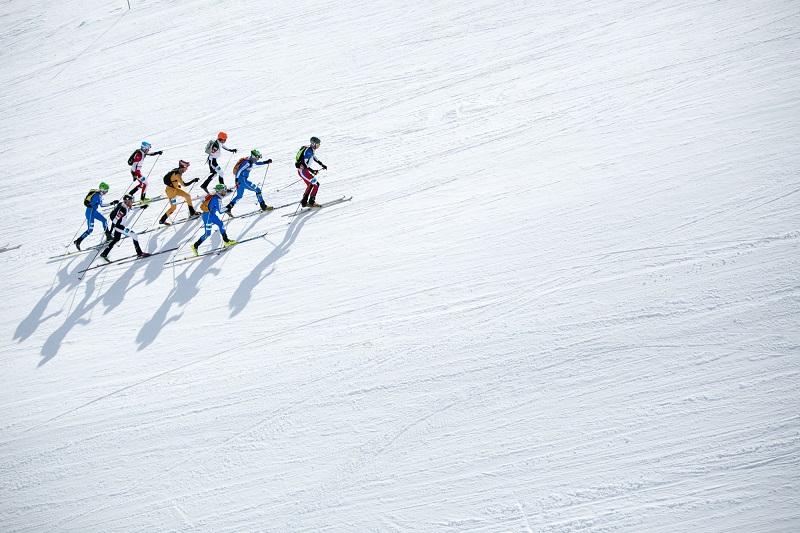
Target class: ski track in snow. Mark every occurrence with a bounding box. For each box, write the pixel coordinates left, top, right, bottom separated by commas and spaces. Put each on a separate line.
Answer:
1, 0, 799, 531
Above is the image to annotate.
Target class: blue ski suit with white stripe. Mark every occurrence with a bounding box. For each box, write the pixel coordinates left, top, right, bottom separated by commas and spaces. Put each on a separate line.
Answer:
228, 156, 269, 209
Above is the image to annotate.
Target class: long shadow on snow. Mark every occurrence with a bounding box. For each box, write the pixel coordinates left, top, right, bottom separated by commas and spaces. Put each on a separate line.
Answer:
228, 210, 316, 318
39, 275, 104, 366
35, 224, 199, 361
135, 246, 226, 351
99, 221, 198, 314
15, 257, 89, 344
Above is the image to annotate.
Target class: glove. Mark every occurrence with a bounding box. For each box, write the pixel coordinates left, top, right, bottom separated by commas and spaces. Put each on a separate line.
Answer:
265, 159, 272, 164
154, 150, 163, 156
140, 204, 149, 210
231, 148, 238, 153
321, 163, 328, 170
310, 168, 318, 176
110, 200, 119, 205
190, 178, 199, 184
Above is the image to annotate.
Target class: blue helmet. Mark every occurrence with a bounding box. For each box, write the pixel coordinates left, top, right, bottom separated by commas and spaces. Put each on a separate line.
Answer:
141, 141, 152, 151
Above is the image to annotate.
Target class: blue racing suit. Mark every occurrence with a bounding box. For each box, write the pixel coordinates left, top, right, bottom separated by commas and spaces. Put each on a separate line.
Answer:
197, 194, 227, 246
79, 191, 111, 240
228, 157, 269, 208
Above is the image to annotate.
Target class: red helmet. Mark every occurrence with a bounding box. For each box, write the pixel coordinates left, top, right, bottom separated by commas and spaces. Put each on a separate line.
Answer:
218, 132, 228, 142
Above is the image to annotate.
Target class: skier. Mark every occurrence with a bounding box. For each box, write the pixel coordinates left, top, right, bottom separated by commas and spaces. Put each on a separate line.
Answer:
74, 182, 117, 251
128, 141, 163, 202
191, 184, 237, 256
225, 149, 272, 215
160, 160, 200, 225
201, 131, 237, 194
295, 136, 327, 207
100, 195, 150, 260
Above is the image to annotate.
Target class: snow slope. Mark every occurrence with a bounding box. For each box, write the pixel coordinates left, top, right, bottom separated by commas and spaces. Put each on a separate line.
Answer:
1, 0, 799, 531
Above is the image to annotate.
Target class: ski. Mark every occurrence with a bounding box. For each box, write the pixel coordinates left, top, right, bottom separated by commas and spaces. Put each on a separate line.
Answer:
100, 195, 167, 212
77, 246, 179, 275
281, 196, 352, 217
139, 214, 202, 235
165, 232, 268, 266
0, 244, 22, 254
49, 242, 107, 260
232, 201, 300, 220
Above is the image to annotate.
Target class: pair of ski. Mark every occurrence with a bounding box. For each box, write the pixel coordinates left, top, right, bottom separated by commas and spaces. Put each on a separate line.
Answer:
228, 200, 300, 220
100, 195, 167, 212
281, 196, 353, 218
77, 246, 180, 278
139, 214, 202, 235
164, 232, 269, 266
49, 242, 107, 260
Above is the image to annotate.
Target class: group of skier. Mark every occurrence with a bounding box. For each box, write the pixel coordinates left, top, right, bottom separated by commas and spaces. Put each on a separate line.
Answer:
74, 134, 327, 260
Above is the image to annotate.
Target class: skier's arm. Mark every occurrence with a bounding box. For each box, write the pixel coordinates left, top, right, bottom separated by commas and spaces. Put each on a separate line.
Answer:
312, 156, 327, 170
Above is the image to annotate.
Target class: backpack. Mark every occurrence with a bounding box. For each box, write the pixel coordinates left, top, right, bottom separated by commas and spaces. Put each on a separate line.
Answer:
295, 146, 308, 168
232, 157, 247, 176
163, 168, 178, 187
200, 193, 215, 213
127, 149, 140, 166
204, 139, 216, 155
84, 189, 100, 207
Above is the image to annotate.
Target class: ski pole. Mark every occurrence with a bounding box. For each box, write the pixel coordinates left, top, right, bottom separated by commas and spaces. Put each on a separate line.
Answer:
275, 178, 300, 192
145, 152, 161, 179
258, 163, 271, 193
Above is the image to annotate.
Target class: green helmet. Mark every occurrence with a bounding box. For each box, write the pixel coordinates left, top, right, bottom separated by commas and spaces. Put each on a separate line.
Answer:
214, 183, 227, 193
99, 182, 109, 191
310, 136, 321, 146
251, 149, 261, 158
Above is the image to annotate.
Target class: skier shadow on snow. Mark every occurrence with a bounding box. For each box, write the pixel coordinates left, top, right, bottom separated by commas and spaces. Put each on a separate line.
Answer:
94, 222, 197, 314
228, 210, 317, 318
135, 242, 227, 351
39, 275, 104, 366
15, 259, 86, 345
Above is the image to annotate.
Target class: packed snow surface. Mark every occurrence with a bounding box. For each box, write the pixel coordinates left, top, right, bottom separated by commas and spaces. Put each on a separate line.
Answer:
1, 0, 798, 531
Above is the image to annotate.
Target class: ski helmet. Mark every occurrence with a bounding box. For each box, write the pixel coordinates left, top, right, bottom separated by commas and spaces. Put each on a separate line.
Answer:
99, 182, 109, 191
310, 136, 321, 147
251, 149, 262, 158
214, 183, 227, 194
179, 160, 190, 169
141, 141, 152, 151
122, 194, 134, 203
218, 132, 228, 142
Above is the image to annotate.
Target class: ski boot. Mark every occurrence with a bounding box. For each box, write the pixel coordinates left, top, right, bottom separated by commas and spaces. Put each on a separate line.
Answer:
188, 205, 198, 217
159, 214, 171, 226
105, 228, 113, 240
260, 201, 272, 211
74, 237, 83, 251
308, 195, 319, 208
301, 193, 308, 207
222, 232, 237, 246
134, 241, 149, 258
191, 242, 200, 256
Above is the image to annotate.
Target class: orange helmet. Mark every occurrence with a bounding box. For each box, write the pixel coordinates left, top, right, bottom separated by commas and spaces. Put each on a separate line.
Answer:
218, 131, 228, 142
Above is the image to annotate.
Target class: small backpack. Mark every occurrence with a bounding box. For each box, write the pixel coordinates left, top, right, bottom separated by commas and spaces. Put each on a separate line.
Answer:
200, 193, 214, 213
232, 157, 247, 175
127, 149, 140, 166
163, 168, 178, 187
84, 189, 100, 207
295, 145, 308, 168
204, 139, 215, 155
